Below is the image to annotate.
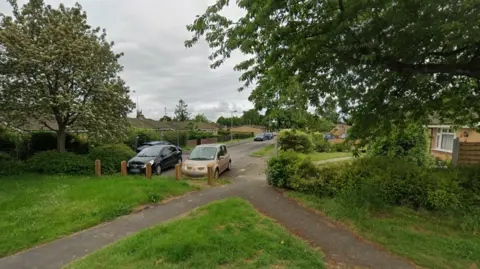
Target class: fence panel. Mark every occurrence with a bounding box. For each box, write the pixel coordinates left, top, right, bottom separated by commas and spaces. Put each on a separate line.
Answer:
456, 140, 480, 165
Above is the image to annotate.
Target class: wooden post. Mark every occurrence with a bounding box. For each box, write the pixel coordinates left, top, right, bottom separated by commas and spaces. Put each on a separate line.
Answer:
121, 161, 127, 176
207, 164, 214, 186
452, 138, 460, 166
145, 163, 152, 179
175, 164, 182, 180
95, 160, 101, 177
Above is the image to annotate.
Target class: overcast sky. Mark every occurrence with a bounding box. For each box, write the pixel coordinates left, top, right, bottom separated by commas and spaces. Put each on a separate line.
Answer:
0, 0, 253, 121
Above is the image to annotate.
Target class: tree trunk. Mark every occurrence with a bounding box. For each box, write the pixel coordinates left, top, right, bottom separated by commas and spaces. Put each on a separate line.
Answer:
57, 127, 67, 152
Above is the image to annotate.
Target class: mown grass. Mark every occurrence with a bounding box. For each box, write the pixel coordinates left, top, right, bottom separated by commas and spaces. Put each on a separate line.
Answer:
306, 151, 352, 162
65, 198, 326, 269
287, 191, 480, 269
0, 174, 197, 257
251, 144, 275, 157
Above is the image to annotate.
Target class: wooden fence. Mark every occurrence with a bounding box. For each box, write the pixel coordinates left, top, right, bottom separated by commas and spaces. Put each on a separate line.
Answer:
452, 138, 480, 165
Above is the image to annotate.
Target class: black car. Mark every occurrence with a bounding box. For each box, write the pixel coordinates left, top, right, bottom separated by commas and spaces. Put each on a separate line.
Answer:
127, 145, 182, 175
254, 134, 266, 141
264, 133, 274, 140
136, 141, 182, 153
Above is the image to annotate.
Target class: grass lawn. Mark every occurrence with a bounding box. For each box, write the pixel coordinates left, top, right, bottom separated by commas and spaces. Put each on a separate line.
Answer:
306, 151, 352, 162
287, 191, 480, 269
251, 144, 275, 157
66, 198, 325, 269
0, 174, 197, 257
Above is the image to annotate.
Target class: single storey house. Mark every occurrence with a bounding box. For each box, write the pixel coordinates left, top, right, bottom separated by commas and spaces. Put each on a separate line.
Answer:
428, 124, 480, 160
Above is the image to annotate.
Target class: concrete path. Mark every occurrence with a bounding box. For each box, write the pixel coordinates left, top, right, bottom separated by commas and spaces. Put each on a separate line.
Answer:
0, 141, 414, 269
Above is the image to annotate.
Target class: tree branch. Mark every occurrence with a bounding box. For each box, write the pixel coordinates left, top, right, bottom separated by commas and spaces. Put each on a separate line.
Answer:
40, 120, 55, 131
338, 0, 344, 12
386, 60, 480, 79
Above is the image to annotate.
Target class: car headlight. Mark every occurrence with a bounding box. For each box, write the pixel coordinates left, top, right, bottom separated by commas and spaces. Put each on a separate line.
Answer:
148, 160, 154, 165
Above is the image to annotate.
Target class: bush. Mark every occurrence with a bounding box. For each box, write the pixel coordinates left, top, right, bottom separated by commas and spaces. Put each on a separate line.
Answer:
333, 142, 350, 152
266, 151, 319, 188
89, 144, 136, 174
312, 134, 331, 152
0, 153, 25, 177
278, 130, 313, 153
26, 151, 92, 175
368, 123, 432, 166
274, 155, 480, 214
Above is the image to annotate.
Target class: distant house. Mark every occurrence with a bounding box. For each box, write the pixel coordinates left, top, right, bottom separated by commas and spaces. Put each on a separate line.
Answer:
230, 125, 266, 134
331, 123, 351, 137
428, 123, 480, 160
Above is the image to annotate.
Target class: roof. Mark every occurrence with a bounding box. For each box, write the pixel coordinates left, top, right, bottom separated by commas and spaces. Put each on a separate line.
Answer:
127, 118, 156, 129
169, 121, 218, 130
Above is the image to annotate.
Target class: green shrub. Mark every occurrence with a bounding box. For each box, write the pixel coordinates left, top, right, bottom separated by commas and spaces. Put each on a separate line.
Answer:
277, 155, 479, 214
233, 132, 255, 139
368, 123, 433, 166
266, 151, 303, 188
278, 130, 313, 153
0, 153, 25, 177
312, 134, 331, 152
26, 151, 92, 175
333, 142, 350, 152
89, 144, 136, 174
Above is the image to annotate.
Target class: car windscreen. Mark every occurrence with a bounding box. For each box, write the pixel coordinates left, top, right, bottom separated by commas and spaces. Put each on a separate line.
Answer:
189, 147, 217, 161
137, 146, 164, 157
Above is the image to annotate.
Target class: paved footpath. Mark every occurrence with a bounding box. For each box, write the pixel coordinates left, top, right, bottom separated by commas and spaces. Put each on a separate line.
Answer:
0, 141, 414, 269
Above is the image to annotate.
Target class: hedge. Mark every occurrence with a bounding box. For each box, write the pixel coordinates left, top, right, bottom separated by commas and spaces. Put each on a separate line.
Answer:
26, 151, 92, 175
267, 153, 480, 215
89, 144, 136, 174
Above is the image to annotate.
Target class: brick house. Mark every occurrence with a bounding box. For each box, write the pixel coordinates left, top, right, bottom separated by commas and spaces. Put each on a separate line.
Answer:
428, 124, 480, 160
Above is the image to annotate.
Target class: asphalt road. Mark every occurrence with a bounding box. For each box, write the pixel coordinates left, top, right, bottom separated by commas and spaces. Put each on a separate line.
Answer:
161, 140, 275, 178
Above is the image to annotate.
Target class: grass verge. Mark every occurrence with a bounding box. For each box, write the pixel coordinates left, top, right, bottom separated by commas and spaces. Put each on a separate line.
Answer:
251, 144, 275, 157
306, 151, 352, 162
286, 191, 480, 269
65, 198, 325, 269
0, 174, 197, 257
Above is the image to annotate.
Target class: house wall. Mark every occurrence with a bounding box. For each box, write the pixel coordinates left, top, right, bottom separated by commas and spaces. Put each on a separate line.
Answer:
429, 127, 480, 160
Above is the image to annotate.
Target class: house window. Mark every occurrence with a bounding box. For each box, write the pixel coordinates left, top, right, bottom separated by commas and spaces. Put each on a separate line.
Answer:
435, 128, 455, 152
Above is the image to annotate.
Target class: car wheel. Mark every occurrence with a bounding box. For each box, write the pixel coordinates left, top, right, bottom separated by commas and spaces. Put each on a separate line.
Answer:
227, 161, 231, 171
155, 164, 162, 175
214, 169, 219, 179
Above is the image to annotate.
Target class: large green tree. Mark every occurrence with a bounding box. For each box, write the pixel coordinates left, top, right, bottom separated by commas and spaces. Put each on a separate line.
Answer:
186, 0, 480, 141
174, 99, 190, 121
241, 109, 264, 126
0, 0, 134, 151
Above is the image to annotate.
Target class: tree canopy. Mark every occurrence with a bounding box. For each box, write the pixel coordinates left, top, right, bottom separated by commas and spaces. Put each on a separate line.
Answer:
159, 115, 172, 122
193, 113, 209, 123
186, 0, 480, 141
0, 0, 134, 151
174, 99, 190, 121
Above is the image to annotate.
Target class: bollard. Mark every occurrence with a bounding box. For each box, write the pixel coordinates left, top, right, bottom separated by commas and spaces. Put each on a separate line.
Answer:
121, 161, 127, 176
145, 163, 152, 179
175, 164, 182, 180
207, 164, 214, 186
95, 160, 101, 177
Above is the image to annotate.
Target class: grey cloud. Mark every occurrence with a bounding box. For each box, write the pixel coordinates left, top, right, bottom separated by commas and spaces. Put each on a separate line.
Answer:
1, 0, 253, 122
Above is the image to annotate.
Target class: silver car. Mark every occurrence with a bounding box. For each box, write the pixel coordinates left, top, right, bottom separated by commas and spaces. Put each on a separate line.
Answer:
182, 144, 231, 178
